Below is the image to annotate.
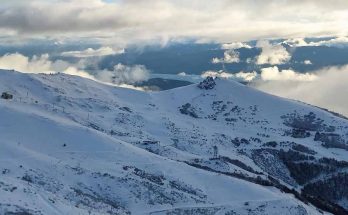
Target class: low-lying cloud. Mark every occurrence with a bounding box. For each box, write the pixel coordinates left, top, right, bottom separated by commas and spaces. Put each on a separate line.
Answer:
0, 53, 52, 73
284, 37, 348, 48
201, 70, 257, 82
96, 64, 150, 85
256, 41, 291, 65
212, 49, 240, 64
303, 60, 312, 65
0, 53, 93, 78
221, 42, 251, 50
260, 66, 317, 81
61, 47, 124, 58
253, 65, 348, 117
0, 53, 150, 90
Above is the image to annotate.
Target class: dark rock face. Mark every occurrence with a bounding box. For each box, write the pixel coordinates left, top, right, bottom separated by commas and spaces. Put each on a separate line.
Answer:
198, 77, 216, 90
289, 128, 311, 138
179, 103, 199, 118
231, 137, 250, 146
1, 92, 13, 100
251, 146, 348, 212
314, 132, 348, 150
282, 111, 335, 132
303, 173, 348, 203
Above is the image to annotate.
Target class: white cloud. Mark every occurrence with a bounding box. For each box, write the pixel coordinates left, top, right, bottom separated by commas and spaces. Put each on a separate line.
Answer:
0, 53, 149, 90
63, 67, 96, 80
96, 63, 150, 85
282, 38, 309, 47
201, 66, 317, 83
283, 36, 348, 48
201, 70, 234, 79
260, 66, 317, 81
0, 0, 348, 44
221, 42, 251, 49
304, 60, 312, 65
256, 41, 291, 65
212, 49, 240, 64
61, 47, 124, 58
0, 53, 53, 74
308, 37, 348, 48
0, 52, 98, 81
253, 65, 348, 117
234, 71, 258, 82
201, 70, 257, 82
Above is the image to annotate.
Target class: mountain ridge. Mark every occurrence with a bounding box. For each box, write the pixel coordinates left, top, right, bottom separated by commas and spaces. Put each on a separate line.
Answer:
1, 69, 348, 214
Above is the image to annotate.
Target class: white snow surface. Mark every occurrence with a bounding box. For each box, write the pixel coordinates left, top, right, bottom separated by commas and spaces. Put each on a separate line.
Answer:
1, 69, 347, 214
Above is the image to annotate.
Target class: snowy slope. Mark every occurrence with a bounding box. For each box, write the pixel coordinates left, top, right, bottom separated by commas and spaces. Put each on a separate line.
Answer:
1, 69, 348, 214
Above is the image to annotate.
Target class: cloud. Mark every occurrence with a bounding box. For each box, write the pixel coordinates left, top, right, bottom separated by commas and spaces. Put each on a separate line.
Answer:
201, 70, 234, 79
95, 63, 150, 85
260, 66, 317, 81
0, 52, 98, 80
212, 49, 240, 64
0, 53, 52, 73
312, 37, 348, 48
61, 47, 124, 58
221, 42, 251, 49
63, 67, 96, 80
282, 38, 309, 47
0, 0, 348, 44
253, 65, 348, 117
201, 66, 317, 83
283, 36, 348, 48
303, 60, 312, 65
0, 53, 150, 90
234, 71, 258, 82
256, 41, 291, 65
201, 70, 257, 82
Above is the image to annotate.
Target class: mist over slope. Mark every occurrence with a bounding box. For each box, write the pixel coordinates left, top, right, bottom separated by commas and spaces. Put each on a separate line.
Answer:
1, 70, 348, 214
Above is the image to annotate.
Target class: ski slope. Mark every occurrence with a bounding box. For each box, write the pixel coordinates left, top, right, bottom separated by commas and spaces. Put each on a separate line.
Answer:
1, 69, 347, 214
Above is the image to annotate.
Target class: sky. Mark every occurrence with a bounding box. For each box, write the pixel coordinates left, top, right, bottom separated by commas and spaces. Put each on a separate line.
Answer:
0, 0, 347, 45
0, 0, 348, 116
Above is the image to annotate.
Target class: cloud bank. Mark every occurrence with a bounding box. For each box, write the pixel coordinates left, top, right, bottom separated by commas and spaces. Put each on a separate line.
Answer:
0, 0, 348, 44
284, 37, 348, 48
253, 65, 348, 117
0, 53, 149, 90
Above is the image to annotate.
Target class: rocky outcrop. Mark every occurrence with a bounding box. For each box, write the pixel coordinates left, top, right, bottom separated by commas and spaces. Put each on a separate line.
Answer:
198, 77, 216, 90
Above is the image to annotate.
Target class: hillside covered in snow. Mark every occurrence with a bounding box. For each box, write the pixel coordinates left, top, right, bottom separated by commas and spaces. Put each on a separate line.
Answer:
1, 70, 348, 215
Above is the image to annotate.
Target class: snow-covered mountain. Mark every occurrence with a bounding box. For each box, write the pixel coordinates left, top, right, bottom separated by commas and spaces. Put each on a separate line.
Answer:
1, 70, 348, 215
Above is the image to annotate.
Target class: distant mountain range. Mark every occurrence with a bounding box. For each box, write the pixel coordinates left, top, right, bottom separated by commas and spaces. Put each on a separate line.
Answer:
97, 43, 348, 75
2, 39, 348, 76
